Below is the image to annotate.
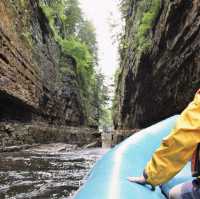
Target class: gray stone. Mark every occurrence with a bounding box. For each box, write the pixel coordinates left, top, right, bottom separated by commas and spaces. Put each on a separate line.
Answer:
115, 0, 200, 129
0, 123, 101, 148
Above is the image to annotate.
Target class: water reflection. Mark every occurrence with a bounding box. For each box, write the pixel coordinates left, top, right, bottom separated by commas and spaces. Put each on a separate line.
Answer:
0, 144, 108, 199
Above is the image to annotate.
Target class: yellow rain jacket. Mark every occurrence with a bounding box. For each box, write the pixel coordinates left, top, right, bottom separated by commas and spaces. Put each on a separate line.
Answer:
145, 90, 200, 186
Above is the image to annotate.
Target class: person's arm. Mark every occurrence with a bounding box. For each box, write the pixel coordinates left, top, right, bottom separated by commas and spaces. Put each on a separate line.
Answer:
129, 90, 200, 186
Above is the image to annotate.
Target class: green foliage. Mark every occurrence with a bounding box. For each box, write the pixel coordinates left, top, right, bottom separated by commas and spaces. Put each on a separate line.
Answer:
63, 0, 82, 36
59, 37, 95, 107
60, 37, 92, 68
136, 0, 161, 51
77, 20, 98, 63
40, 0, 82, 38
92, 71, 111, 127
113, 0, 162, 127
39, 0, 108, 127
20, 0, 27, 8
39, 2, 60, 40
100, 107, 113, 128
120, 0, 161, 52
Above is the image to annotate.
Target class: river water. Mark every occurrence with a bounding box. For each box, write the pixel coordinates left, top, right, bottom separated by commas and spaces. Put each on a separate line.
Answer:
0, 143, 108, 199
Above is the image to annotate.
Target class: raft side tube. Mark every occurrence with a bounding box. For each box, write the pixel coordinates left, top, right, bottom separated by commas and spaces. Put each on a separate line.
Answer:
74, 115, 181, 199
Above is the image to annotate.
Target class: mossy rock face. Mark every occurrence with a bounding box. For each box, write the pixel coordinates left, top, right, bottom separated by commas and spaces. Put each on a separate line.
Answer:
116, 0, 200, 129
38, 0, 103, 127
1, 0, 105, 129
7, 0, 34, 48
122, 0, 162, 54
0, 0, 85, 126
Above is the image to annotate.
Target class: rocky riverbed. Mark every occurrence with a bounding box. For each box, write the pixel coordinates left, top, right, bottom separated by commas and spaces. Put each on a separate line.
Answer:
0, 143, 108, 199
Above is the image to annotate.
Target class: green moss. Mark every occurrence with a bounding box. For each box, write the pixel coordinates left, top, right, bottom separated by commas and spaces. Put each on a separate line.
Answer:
21, 31, 33, 48
39, 1, 92, 69
38, 0, 108, 127
60, 38, 92, 68
120, 0, 161, 53
136, 0, 161, 51
20, 0, 27, 8
39, 5, 58, 37
39, 1, 66, 41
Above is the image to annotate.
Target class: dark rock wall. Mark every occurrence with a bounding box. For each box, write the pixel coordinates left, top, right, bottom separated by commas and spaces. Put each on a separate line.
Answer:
0, 0, 84, 126
116, 0, 200, 129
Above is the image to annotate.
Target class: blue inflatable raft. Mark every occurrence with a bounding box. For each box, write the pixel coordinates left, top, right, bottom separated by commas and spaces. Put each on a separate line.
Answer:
73, 115, 193, 199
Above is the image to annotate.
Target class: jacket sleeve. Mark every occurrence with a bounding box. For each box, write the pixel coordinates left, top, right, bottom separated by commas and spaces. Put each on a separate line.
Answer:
144, 91, 200, 186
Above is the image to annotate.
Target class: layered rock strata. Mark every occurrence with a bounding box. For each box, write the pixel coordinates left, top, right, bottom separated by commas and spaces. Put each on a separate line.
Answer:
116, 0, 200, 129
0, 0, 84, 126
0, 0, 88, 146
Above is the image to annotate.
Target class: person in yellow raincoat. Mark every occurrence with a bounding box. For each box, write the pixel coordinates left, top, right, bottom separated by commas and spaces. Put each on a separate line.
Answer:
128, 89, 200, 199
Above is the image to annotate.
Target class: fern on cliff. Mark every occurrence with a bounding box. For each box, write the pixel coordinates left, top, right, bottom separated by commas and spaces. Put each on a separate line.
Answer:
60, 37, 92, 68
120, 0, 161, 52
136, 0, 161, 51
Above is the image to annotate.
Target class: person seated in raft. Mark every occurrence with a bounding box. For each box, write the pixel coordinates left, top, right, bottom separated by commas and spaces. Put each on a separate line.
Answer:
128, 89, 200, 199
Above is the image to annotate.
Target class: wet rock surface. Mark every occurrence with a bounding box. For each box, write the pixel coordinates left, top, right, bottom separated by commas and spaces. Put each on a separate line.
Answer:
0, 143, 108, 199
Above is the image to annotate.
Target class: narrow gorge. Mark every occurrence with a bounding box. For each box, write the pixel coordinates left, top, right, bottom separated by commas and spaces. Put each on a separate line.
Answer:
114, 0, 200, 129
1, 0, 200, 198
0, 1, 105, 197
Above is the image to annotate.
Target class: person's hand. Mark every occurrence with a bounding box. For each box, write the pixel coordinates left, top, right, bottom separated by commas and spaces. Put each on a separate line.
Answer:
128, 176, 156, 191
127, 175, 146, 185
